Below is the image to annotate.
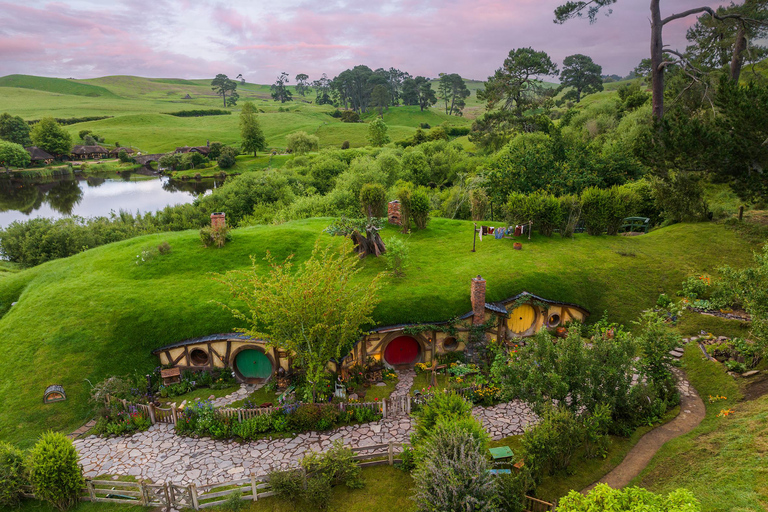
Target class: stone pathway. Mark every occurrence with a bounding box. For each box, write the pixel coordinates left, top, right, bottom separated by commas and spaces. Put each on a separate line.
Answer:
392, 369, 414, 397
210, 383, 263, 408
583, 369, 704, 492
74, 398, 535, 485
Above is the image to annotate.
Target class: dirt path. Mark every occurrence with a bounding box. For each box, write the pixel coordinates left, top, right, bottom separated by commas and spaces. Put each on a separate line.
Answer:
583, 370, 706, 491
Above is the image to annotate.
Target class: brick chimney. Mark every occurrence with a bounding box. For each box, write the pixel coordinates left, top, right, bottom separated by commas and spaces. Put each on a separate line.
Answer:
211, 212, 226, 229
387, 200, 402, 225
471, 275, 486, 325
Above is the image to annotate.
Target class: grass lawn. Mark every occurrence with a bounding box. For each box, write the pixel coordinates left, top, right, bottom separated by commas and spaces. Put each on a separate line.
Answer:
0, 219, 758, 447
158, 385, 239, 408
247, 465, 415, 512
632, 344, 768, 511
360, 378, 398, 401
410, 373, 451, 394
229, 386, 280, 408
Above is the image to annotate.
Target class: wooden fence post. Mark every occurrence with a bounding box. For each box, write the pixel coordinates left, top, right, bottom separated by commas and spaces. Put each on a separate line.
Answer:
148, 403, 157, 424
382, 399, 387, 418
190, 484, 200, 510
86, 480, 96, 501
170, 403, 177, 424
164, 482, 171, 512
739, 205, 744, 221
406, 396, 411, 415
250, 474, 258, 501
388, 442, 394, 465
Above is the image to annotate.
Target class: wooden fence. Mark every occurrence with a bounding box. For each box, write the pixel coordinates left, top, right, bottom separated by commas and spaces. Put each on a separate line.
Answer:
20, 442, 554, 511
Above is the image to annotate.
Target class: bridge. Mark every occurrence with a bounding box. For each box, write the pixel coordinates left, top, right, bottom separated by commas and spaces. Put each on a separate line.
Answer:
134, 154, 165, 167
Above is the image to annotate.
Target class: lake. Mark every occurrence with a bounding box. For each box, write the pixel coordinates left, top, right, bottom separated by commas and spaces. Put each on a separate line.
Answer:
0, 172, 224, 228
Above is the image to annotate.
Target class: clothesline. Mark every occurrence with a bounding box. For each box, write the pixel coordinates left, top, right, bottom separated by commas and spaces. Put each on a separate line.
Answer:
475, 221, 533, 241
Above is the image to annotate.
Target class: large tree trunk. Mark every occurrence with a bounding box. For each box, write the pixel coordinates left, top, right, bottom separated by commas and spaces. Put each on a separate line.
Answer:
730, 23, 748, 83
650, 0, 665, 120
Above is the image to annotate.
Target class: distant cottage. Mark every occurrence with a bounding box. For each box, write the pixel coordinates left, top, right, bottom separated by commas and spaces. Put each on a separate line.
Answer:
109, 147, 135, 157
70, 145, 109, 160
25, 146, 54, 165
182, 94, 193, 99
175, 143, 210, 156
153, 276, 590, 383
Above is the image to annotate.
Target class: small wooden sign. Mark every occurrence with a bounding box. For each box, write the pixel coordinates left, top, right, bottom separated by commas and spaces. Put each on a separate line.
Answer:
44, 384, 66, 404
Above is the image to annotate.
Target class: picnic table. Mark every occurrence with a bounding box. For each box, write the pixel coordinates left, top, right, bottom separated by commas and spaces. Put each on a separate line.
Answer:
488, 446, 514, 460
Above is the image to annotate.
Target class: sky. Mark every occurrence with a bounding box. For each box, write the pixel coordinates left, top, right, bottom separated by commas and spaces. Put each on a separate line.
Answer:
0, 0, 731, 82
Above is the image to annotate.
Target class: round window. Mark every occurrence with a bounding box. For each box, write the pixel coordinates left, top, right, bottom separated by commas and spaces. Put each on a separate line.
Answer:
443, 337, 458, 351
548, 314, 561, 328
190, 348, 209, 366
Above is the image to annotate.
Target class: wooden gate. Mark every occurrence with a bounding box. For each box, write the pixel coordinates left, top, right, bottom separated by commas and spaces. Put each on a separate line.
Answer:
384, 395, 410, 417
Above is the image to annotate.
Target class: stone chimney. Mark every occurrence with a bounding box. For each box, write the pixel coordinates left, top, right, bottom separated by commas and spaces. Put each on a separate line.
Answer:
211, 212, 226, 229
471, 275, 486, 325
387, 200, 402, 225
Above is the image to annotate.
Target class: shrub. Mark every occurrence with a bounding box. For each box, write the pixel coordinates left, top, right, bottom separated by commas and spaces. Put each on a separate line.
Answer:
208, 142, 223, 159
580, 186, 612, 235
412, 421, 497, 512
396, 182, 413, 233
496, 468, 534, 512
413, 391, 473, 443
522, 406, 583, 478
223, 490, 245, 512
158, 241, 172, 255
268, 469, 304, 501
217, 146, 238, 169
200, 224, 230, 248
340, 111, 360, 123
0, 442, 26, 507
341, 140, 350, 149
649, 172, 708, 224
634, 311, 681, 403
385, 236, 409, 277
359, 183, 387, 218
29, 432, 85, 511
606, 185, 639, 235
287, 131, 320, 155
301, 440, 363, 489
558, 484, 701, 511
117, 149, 131, 163
411, 186, 431, 230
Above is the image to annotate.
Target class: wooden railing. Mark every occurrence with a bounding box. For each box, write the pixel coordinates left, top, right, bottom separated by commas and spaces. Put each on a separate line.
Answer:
21, 441, 554, 511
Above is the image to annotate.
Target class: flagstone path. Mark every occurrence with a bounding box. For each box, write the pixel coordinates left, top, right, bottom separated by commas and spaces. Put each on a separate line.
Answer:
74, 369, 535, 486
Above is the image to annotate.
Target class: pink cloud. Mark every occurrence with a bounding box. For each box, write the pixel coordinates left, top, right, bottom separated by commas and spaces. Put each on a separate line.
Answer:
0, 0, 729, 81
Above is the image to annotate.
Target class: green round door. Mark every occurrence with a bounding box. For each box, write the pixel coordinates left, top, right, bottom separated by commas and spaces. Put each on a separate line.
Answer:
235, 349, 272, 379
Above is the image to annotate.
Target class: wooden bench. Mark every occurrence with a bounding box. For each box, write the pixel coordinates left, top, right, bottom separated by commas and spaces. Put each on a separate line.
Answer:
160, 367, 181, 385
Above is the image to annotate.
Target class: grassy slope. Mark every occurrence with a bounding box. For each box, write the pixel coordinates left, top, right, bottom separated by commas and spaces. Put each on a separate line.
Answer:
0, 74, 119, 98
0, 219, 757, 447
0, 75, 470, 151
634, 344, 768, 511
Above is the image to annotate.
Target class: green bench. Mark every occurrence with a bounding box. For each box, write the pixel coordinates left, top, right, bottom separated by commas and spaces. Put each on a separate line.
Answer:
620, 217, 650, 234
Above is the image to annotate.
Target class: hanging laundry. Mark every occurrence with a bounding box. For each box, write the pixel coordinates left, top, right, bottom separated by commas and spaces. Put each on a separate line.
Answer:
514, 225, 522, 236
494, 228, 503, 239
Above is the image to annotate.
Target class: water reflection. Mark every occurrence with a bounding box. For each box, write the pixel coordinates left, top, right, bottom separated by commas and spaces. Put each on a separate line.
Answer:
0, 173, 222, 228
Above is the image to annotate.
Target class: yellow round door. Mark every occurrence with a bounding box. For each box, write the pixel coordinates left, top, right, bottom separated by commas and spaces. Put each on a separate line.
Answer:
508, 304, 536, 334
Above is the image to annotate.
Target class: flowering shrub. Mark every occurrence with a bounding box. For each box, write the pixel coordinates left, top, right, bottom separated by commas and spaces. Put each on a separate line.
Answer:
471, 386, 500, 407
93, 404, 151, 437
175, 400, 232, 439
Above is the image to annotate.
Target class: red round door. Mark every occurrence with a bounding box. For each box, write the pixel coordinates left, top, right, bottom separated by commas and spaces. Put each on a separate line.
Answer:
384, 336, 420, 365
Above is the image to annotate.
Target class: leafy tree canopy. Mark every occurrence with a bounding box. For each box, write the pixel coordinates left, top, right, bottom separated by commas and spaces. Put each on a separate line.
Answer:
0, 113, 32, 147
560, 53, 604, 102
30, 118, 72, 156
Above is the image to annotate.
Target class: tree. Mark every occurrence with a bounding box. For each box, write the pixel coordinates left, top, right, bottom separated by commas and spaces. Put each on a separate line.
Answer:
313, 73, 333, 105
217, 146, 239, 169
401, 76, 437, 111
0, 113, 32, 147
0, 140, 31, 171
216, 241, 383, 401
271, 72, 293, 103
686, 0, 768, 83
472, 48, 558, 149
559, 484, 701, 512
239, 101, 266, 156
554, 0, 768, 119
30, 118, 72, 156
370, 84, 390, 116
560, 54, 604, 102
438, 73, 471, 116
211, 74, 238, 108
295, 73, 311, 96
226, 91, 240, 107
387, 68, 410, 105
367, 118, 390, 147
286, 131, 319, 154
236, 73, 245, 85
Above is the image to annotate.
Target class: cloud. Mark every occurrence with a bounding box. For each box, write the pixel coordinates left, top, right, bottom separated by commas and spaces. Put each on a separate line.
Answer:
0, 0, 729, 80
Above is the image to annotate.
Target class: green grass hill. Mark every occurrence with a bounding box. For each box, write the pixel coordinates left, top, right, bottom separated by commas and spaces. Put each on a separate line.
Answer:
0, 218, 756, 447
0, 74, 120, 98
